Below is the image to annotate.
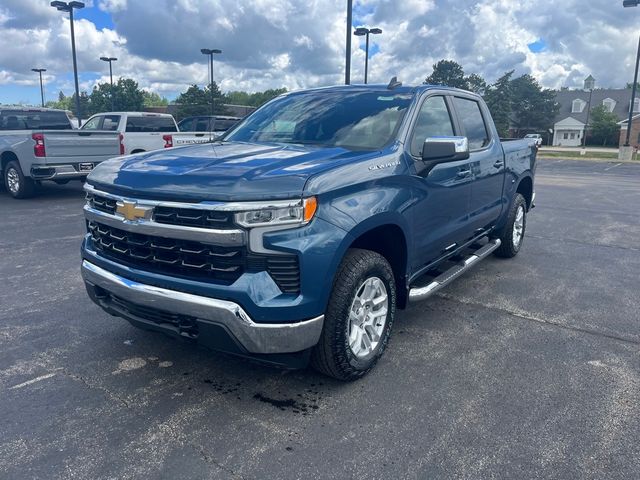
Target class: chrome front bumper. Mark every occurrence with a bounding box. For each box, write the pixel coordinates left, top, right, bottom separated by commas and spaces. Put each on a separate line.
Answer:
81, 260, 323, 355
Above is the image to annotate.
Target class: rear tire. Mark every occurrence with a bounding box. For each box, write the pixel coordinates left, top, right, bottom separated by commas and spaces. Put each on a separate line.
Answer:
494, 193, 527, 258
311, 249, 396, 381
4, 161, 36, 199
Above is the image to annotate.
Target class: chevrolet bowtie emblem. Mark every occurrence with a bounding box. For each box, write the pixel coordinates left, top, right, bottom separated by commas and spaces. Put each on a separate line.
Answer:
115, 200, 153, 221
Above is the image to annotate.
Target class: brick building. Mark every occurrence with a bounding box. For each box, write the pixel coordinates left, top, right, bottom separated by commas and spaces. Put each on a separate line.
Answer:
618, 114, 640, 148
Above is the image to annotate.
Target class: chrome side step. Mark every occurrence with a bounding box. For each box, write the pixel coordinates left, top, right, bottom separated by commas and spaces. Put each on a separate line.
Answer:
408, 239, 501, 303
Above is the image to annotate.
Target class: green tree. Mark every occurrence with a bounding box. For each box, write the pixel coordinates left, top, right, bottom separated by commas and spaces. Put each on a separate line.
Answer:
484, 70, 514, 137
45, 90, 73, 111
224, 88, 287, 107
143, 91, 169, 107
175, 82, 227, 119
88, 77, 145, 113
589, 105, 620, 146
510, 74, 558, 135
425, 60, 468, 89
466, 73, 487, 95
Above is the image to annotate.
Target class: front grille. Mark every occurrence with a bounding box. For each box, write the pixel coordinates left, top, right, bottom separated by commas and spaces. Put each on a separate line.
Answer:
154, 206, 234, 229
88, 193, 117, 215
88, 221, 300, 293
87, 193, 235, 230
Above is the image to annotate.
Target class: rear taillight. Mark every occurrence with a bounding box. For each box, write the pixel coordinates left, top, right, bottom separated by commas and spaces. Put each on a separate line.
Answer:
163, 134, 173, 148
119, 133, 125, 155
32, 133, 46, 157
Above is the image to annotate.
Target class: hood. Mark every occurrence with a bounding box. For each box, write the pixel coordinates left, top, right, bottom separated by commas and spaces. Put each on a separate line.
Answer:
87, 142, 371, 201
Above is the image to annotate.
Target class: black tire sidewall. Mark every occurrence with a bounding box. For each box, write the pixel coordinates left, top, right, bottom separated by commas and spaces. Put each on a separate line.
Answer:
495, 193, 527, 257
5, 161, 34, 199
321, 250, 397, 377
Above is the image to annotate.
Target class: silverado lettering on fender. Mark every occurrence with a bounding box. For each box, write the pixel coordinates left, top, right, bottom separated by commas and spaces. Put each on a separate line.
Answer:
80, 82, 537, 380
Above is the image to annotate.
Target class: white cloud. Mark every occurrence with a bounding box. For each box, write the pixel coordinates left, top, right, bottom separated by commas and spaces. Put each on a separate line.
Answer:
1, 0, 639, 106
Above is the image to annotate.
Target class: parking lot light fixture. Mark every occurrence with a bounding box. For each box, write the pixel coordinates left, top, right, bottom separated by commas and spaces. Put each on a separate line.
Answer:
200, 48, 222, 117
50, 1, 85, 126
354, 27, 383, 84
31, 68, 47, 107
100, 56, 117, 110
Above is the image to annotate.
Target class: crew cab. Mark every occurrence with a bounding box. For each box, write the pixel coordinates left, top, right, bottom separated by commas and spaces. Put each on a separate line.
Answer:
0, 107, 120, 198
80, 83, 537, 380
81, 112, 178, 155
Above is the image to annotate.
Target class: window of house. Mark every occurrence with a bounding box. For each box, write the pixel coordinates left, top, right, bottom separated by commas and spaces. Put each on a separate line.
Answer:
572, 99, 584, 113
453, 97, 490, 150
634, 98, 640, 113
570, 133, 576, 139
603, 99, 615, 113
409, 96, 455, 156
563, 133, 569, 139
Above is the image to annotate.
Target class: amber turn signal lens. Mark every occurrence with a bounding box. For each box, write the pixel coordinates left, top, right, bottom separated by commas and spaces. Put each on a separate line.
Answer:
303, 197, 318, 223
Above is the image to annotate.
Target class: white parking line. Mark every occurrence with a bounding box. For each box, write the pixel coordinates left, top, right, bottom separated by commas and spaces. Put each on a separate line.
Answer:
604, 162, 623, 171
9, 372, 57, 390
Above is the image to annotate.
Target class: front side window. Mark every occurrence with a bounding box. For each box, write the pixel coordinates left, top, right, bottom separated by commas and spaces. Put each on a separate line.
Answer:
178, 118, 194, 131
409, 96, 454, 157
82, 116, 103, 130
225, 90, 414, 151
101, 115, 120, 131
453, 97, 490, 150
195, 118, 210, 132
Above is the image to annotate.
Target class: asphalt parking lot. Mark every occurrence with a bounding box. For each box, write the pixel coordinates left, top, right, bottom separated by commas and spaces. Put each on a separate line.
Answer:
1, 158, 639, 479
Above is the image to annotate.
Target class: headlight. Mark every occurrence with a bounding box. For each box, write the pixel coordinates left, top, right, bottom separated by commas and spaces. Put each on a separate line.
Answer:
234, 197, 317, 228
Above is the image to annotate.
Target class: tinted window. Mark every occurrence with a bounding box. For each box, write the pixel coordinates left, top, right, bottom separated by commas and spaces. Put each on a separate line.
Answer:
226, 91, 413, 150
0, 110, 72, 130
453, 97, 490, 150
82, 116, 103, 130
178, 118, 194, 131
195, 118, 210, 132
102, 115, 120, 131
214, 119, 237, 131
125, 116, 177, 133
410, 96, 455, 157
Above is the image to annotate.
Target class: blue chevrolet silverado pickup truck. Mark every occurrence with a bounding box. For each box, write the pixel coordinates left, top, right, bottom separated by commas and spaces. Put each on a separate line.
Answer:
81, 82, 536, 380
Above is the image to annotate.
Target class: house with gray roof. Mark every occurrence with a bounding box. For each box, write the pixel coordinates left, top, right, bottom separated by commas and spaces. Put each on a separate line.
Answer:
552, 77, 636, 146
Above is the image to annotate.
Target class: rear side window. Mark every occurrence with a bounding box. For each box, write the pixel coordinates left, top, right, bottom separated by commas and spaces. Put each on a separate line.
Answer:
453, 97, 490, 150
195, 118, 210, 132
0, 110, 72, 130
409, 96, 455, 157
125, 116, 177, 133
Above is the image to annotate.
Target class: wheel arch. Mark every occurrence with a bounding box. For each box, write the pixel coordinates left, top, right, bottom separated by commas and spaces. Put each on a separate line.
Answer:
344, 220, 410, 309
515, 174, 534, 210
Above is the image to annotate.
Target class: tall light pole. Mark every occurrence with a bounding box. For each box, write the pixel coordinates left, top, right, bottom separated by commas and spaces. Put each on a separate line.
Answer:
354, 27, 383, 84
624, 0, 640, 152
100, 56, 117, 111
200, 48, 222, 117
31, 68, 47, 107
345, 0, 353, 85
51, 1, 85, 126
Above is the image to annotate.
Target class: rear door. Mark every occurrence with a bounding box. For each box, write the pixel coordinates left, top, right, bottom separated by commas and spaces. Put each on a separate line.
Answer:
451, 96, 505, 233
407, 94, 475, 268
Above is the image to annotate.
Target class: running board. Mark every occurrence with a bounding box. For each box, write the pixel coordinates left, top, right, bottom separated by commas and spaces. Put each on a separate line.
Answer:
408, 239, 501, 303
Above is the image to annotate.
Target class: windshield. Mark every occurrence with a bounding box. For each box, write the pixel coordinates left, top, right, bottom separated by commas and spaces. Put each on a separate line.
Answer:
225, 90, 413, 150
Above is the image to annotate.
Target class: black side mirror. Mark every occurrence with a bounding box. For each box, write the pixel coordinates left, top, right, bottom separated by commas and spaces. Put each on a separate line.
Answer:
422, 136, 470, 163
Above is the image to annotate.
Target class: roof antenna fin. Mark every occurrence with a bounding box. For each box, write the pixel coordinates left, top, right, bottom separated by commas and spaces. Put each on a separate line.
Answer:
387, 76, 402, 90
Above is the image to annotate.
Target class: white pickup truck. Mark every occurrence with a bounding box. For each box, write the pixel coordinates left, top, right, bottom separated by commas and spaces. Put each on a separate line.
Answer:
0, 107, 120, 198
166, 115, 242, 147
81, 112, 179, 155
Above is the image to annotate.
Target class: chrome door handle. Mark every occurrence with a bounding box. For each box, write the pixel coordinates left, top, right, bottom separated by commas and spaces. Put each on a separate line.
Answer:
456, 169, 472, 178
494, 160, 505, 168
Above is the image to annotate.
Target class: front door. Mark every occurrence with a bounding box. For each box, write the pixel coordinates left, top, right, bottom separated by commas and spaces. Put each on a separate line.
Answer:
407, 95, 475, 270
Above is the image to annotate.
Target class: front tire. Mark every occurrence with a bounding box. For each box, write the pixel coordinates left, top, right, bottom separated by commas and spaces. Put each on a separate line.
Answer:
494, 193, 527, 258
4, 161, 36, 199
311, 249, 396, 381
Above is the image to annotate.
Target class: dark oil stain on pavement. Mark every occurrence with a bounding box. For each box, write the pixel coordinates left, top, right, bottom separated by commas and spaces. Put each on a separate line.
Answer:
253, 392, 321, 414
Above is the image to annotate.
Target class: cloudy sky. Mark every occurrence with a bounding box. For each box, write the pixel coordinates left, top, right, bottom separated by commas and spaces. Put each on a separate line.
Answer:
0, 0, 638, 105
